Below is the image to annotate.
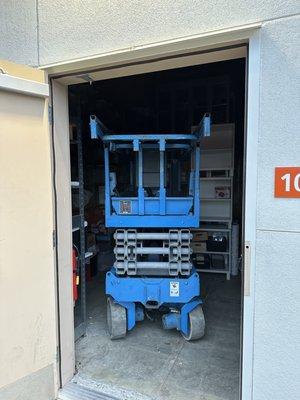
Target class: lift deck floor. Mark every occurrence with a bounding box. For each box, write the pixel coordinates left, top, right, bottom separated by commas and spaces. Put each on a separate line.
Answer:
72, 272, 241, 400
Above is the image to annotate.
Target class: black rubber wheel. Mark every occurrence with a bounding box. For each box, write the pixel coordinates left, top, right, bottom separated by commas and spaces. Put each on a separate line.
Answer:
181, 304, 205, 341
106, 297, 127, 339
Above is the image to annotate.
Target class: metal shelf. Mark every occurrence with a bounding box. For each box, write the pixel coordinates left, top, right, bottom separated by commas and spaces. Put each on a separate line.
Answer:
193, 224, 230, 232
201, 216, 232, 223
201, 197, 231, 201
198, 145, 234, 280
194, 251, 229, 255
197, 268, 230, 279
71, 107, 87, 341
72, 215, 87, 232
200, 167, 231, 171
200, 177, 231, 181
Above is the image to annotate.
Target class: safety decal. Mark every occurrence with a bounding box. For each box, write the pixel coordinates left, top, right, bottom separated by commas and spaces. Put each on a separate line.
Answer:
170, 281, 179, 297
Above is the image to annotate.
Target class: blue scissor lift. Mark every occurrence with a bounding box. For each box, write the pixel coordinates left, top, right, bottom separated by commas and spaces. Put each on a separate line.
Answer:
90, 113, 211, 340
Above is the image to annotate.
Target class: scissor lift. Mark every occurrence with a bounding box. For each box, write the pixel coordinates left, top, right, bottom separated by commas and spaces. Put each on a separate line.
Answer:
90, 113, 211, 340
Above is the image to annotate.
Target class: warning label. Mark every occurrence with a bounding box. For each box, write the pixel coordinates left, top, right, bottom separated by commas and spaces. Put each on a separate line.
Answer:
170, 281, 180, 297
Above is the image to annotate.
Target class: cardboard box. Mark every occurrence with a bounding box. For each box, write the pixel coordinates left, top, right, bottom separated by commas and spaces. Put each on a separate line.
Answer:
192, 231, 208, 242
191, 241, 207, 253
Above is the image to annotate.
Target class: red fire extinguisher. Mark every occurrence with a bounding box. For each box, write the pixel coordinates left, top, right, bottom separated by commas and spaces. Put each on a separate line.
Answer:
72, 246, 80, 302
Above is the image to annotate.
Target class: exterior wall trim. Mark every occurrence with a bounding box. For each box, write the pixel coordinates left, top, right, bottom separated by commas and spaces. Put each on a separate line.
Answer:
242, 29, 261, 400
42, 22, 261, 77
50, 26, 261, 399
0, 73, 49, 97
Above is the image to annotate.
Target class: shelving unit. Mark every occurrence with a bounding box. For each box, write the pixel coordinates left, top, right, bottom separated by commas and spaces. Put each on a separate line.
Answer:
70, 102, 87, 341
193, 223, 232, 280
193, 124, 235, 280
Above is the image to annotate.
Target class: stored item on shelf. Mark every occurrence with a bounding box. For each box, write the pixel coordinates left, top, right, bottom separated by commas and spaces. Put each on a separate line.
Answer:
192, 231, 208, 242
207, 234, 227, 252
191, 241, 207, 253
215, 186, 231, 199
193, 253, 210, 269
211, 254, 225, 269
199, 255, 211, 269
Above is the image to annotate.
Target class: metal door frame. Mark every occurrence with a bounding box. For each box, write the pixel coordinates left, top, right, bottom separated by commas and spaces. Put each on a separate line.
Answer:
48, 26, 261, 400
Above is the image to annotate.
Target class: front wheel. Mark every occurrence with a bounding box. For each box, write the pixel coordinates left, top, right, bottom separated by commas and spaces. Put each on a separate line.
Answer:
106, 296, 127, 339
181, 304, 205, 341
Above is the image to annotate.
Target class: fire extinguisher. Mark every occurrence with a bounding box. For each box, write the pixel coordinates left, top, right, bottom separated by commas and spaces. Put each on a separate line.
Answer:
72, 245, 80, 303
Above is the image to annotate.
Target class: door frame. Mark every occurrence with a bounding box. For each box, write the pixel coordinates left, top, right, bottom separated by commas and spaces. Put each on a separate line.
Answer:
47, 25, 261, 400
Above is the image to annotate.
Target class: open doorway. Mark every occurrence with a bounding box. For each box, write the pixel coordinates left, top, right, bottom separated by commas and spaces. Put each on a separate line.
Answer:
67, 57, 245, 400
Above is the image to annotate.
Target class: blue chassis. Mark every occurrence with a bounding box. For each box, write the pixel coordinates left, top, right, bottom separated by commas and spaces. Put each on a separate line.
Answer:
106, 269, 202, 336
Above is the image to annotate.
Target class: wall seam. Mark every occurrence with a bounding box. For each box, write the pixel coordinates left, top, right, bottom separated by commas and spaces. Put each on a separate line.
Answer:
256, 228, 300, 234
36, 0, 40, 67
261, 11, 300, 25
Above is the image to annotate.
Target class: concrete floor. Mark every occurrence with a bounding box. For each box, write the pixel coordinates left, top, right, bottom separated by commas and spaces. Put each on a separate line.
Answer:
74, 267, 241, 400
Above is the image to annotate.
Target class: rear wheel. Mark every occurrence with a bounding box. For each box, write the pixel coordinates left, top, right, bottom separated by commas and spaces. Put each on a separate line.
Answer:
181, 304, 205, 341
107, 297, 127, 339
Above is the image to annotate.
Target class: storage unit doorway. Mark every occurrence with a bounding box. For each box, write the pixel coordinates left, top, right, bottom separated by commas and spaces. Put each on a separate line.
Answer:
48, 29, 260, 400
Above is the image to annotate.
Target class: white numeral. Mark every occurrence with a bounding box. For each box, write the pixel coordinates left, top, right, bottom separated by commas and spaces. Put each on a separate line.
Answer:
281, 173, 300, 192
281, 173, 291, 191
294, 173, 300, 192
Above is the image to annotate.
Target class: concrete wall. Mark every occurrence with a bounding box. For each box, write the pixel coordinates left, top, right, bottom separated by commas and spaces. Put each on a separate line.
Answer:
0, 63, 57, 400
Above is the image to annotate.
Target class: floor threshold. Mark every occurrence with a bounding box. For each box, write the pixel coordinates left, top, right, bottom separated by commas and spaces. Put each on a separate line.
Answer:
58, 382, 116, 400
58, 377, 154, 400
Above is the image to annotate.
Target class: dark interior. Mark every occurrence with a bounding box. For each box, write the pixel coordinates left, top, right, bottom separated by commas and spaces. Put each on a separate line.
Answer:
69, 58, 245, 222
68, 58, 246, 400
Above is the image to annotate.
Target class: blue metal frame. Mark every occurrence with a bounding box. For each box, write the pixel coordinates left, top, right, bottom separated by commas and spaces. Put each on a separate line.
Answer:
106, 269, 201, 334
90, 113, 210, 336
90, 114, 210, 228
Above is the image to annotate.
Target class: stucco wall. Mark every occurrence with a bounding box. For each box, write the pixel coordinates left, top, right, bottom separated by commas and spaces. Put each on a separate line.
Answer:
1, 2, 300, 400
37, 0, 299, 66
0, 0, 38, 66
254, 15, 300, 400
0, 66, 56, 399
1, 1, 299, 67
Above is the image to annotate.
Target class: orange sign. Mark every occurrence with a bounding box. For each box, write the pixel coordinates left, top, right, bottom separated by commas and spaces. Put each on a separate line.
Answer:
274, 167, 300, 198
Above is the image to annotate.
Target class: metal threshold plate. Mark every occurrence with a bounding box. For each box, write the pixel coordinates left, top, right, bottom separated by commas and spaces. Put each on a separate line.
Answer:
58, 382, 118, 400
58, 378, 153, 400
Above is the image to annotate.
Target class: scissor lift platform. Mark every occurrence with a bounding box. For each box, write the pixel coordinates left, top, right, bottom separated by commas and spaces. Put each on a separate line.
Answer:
90, 113, 210, 340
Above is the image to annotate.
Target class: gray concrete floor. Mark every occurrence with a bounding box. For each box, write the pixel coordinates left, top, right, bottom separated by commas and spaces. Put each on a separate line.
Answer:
75, 268, 241, 400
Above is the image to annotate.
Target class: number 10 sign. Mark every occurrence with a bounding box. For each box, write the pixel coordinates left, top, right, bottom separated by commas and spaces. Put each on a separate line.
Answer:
275, 167, 300, 198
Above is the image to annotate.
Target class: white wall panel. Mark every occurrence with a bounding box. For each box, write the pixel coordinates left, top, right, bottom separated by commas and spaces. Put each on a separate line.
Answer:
253, 229, 300, 400
256, 16, 300, 232
37, 0, 299, 65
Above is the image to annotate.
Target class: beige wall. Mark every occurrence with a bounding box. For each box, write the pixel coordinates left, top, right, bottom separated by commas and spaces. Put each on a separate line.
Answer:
0, 64, 57, 399
0, 59, 45, 83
